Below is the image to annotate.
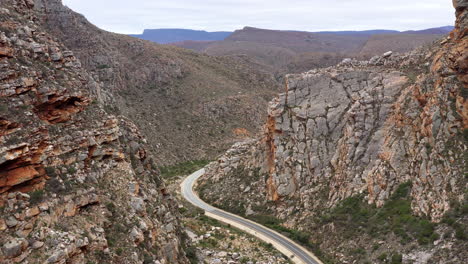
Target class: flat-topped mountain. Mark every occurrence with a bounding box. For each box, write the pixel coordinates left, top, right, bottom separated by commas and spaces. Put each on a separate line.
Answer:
167, 26, 452, 76
129, 29, 232, 44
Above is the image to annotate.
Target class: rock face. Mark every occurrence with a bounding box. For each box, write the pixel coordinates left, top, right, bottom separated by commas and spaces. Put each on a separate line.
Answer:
31, 0, 280, 165
199, 2, 467, 263
0, 0, 188, 263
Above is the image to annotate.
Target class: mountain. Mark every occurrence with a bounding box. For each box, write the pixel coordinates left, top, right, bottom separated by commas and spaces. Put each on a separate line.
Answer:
129, 29, 232, 44
316, 29, 400, 35
359, 33, 446, 56
197, 2, 466, 264
403, 25, 455, 34
37, 1, 280, 165
0, 0, 189, 263
171, 26, 449, 76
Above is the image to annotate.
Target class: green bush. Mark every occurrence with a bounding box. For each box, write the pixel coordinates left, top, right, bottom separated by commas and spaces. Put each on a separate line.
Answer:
240, 257, 251, 264
390, 253, 403, 264
45, 167, 56, 177
198, 238, 218, 248
67, 166, 77, 175
319, 182, 439, 245
29, 190, 45, 204
159, 160, 210, 178
185, 246, 198, 264
377, 253, 387, 262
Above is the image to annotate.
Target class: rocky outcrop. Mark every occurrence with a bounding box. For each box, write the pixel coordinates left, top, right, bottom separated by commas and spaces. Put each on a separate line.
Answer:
0, 0, 188, 263
198, 2, 467, 263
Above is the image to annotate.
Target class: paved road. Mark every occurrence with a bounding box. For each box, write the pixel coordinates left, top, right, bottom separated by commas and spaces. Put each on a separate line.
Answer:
181, 169, 322, 264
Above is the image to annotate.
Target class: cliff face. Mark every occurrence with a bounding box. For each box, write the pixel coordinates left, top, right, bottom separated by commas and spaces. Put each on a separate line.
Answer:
32, 0, 280, 165
0, 0, 188, 263
199, 1, 467, 263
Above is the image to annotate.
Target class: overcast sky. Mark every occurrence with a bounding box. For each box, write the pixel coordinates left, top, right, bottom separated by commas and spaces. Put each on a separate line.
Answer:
62, 0, 455, 34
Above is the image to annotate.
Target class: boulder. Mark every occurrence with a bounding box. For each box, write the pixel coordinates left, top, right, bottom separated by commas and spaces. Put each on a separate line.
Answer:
2, 238, 28, 258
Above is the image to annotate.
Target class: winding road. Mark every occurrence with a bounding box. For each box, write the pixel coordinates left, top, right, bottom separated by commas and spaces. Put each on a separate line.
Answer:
181, 168, 323, 264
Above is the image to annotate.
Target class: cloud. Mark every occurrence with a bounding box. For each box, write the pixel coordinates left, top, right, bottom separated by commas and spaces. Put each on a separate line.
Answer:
62, 0, 455, 34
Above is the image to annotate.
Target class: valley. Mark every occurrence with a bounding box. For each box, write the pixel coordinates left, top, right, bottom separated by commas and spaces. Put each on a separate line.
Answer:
0, 0, 466, 264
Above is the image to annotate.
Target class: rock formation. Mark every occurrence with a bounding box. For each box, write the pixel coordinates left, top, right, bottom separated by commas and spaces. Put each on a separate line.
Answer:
0, 0, 189, 262
199, 1, 467, 263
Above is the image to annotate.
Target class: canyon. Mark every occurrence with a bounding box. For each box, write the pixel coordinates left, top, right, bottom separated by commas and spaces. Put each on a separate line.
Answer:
0, 0, 466, 263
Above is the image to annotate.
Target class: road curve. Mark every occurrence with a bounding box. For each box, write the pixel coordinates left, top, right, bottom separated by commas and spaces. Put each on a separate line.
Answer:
181, 169, 323, 264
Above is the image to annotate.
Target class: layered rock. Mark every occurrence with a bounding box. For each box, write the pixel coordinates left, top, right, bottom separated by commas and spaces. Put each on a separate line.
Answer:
0, 0, 188, 263
199, 1, 467, 263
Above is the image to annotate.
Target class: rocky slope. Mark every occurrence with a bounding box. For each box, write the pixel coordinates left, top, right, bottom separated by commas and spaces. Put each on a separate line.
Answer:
0, 0, 189, 263
33, 0, 280, 165
198, 1, 467, 263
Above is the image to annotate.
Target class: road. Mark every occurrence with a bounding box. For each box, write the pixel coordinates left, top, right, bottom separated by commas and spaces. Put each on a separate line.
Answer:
181, 168, 323, 264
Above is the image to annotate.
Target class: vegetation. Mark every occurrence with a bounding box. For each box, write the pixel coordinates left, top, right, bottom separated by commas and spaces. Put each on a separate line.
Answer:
319, 182, 439, 245
184, 246, 198, 264
442, 194, 468, 241
96, 64, 111, 69
29, 190, 45, 205
158, 160, 210, 179
246, 214, 331, 263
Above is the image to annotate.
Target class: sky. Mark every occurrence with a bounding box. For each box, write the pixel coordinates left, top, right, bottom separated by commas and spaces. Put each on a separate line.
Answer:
62, 0, 455, 34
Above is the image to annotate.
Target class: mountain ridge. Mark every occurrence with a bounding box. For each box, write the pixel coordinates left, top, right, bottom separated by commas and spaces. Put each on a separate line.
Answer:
129, 26, 454, 45
129, 29, 232, 44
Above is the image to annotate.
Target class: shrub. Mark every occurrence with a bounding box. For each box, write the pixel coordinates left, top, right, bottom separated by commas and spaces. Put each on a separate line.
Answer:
377, 253, 387, 262
158, 160, 210, 178
240, 257, 251, 264
185, 246, 198, 264
319, 182, 439, 245
67, 166, 77, 175
45, 167, 56, 177
29, 190, 45, 204
390, 253, 403, 264
97, 64, 110, 69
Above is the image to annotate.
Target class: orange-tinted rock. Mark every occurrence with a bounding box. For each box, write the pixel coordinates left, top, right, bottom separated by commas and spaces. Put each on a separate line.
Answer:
0, 118, 20, 137
34, 96, 90, 124
0, 46, 13, 57
1, 165, 39, 187
233, 128, 250, 137
0, 219, 6, 231
25, 206, 40, 218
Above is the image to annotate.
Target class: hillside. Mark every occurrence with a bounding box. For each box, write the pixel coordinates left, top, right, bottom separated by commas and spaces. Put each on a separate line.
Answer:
35, 0, 281, 165
197, 1, 467, 263
359, 33, 446, 56
129, 29, 232, 44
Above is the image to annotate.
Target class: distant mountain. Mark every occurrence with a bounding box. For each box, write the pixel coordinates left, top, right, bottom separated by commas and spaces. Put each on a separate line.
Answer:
316, 29, 400, 35
129, 29, 232, 44
168, 26, 449, 75
132, 26, 452, 76
403, 25, 454, 34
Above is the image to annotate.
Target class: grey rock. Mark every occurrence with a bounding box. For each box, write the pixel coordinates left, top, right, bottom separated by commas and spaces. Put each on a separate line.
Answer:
2, 238, 28, 258
31, 241, 44, 249
6, 216, 18, 227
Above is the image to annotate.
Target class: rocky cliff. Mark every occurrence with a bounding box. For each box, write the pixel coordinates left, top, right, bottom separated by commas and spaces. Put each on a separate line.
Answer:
32, 0, 280, 165
0, 0, 189, 263
198, 1, 467, 263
